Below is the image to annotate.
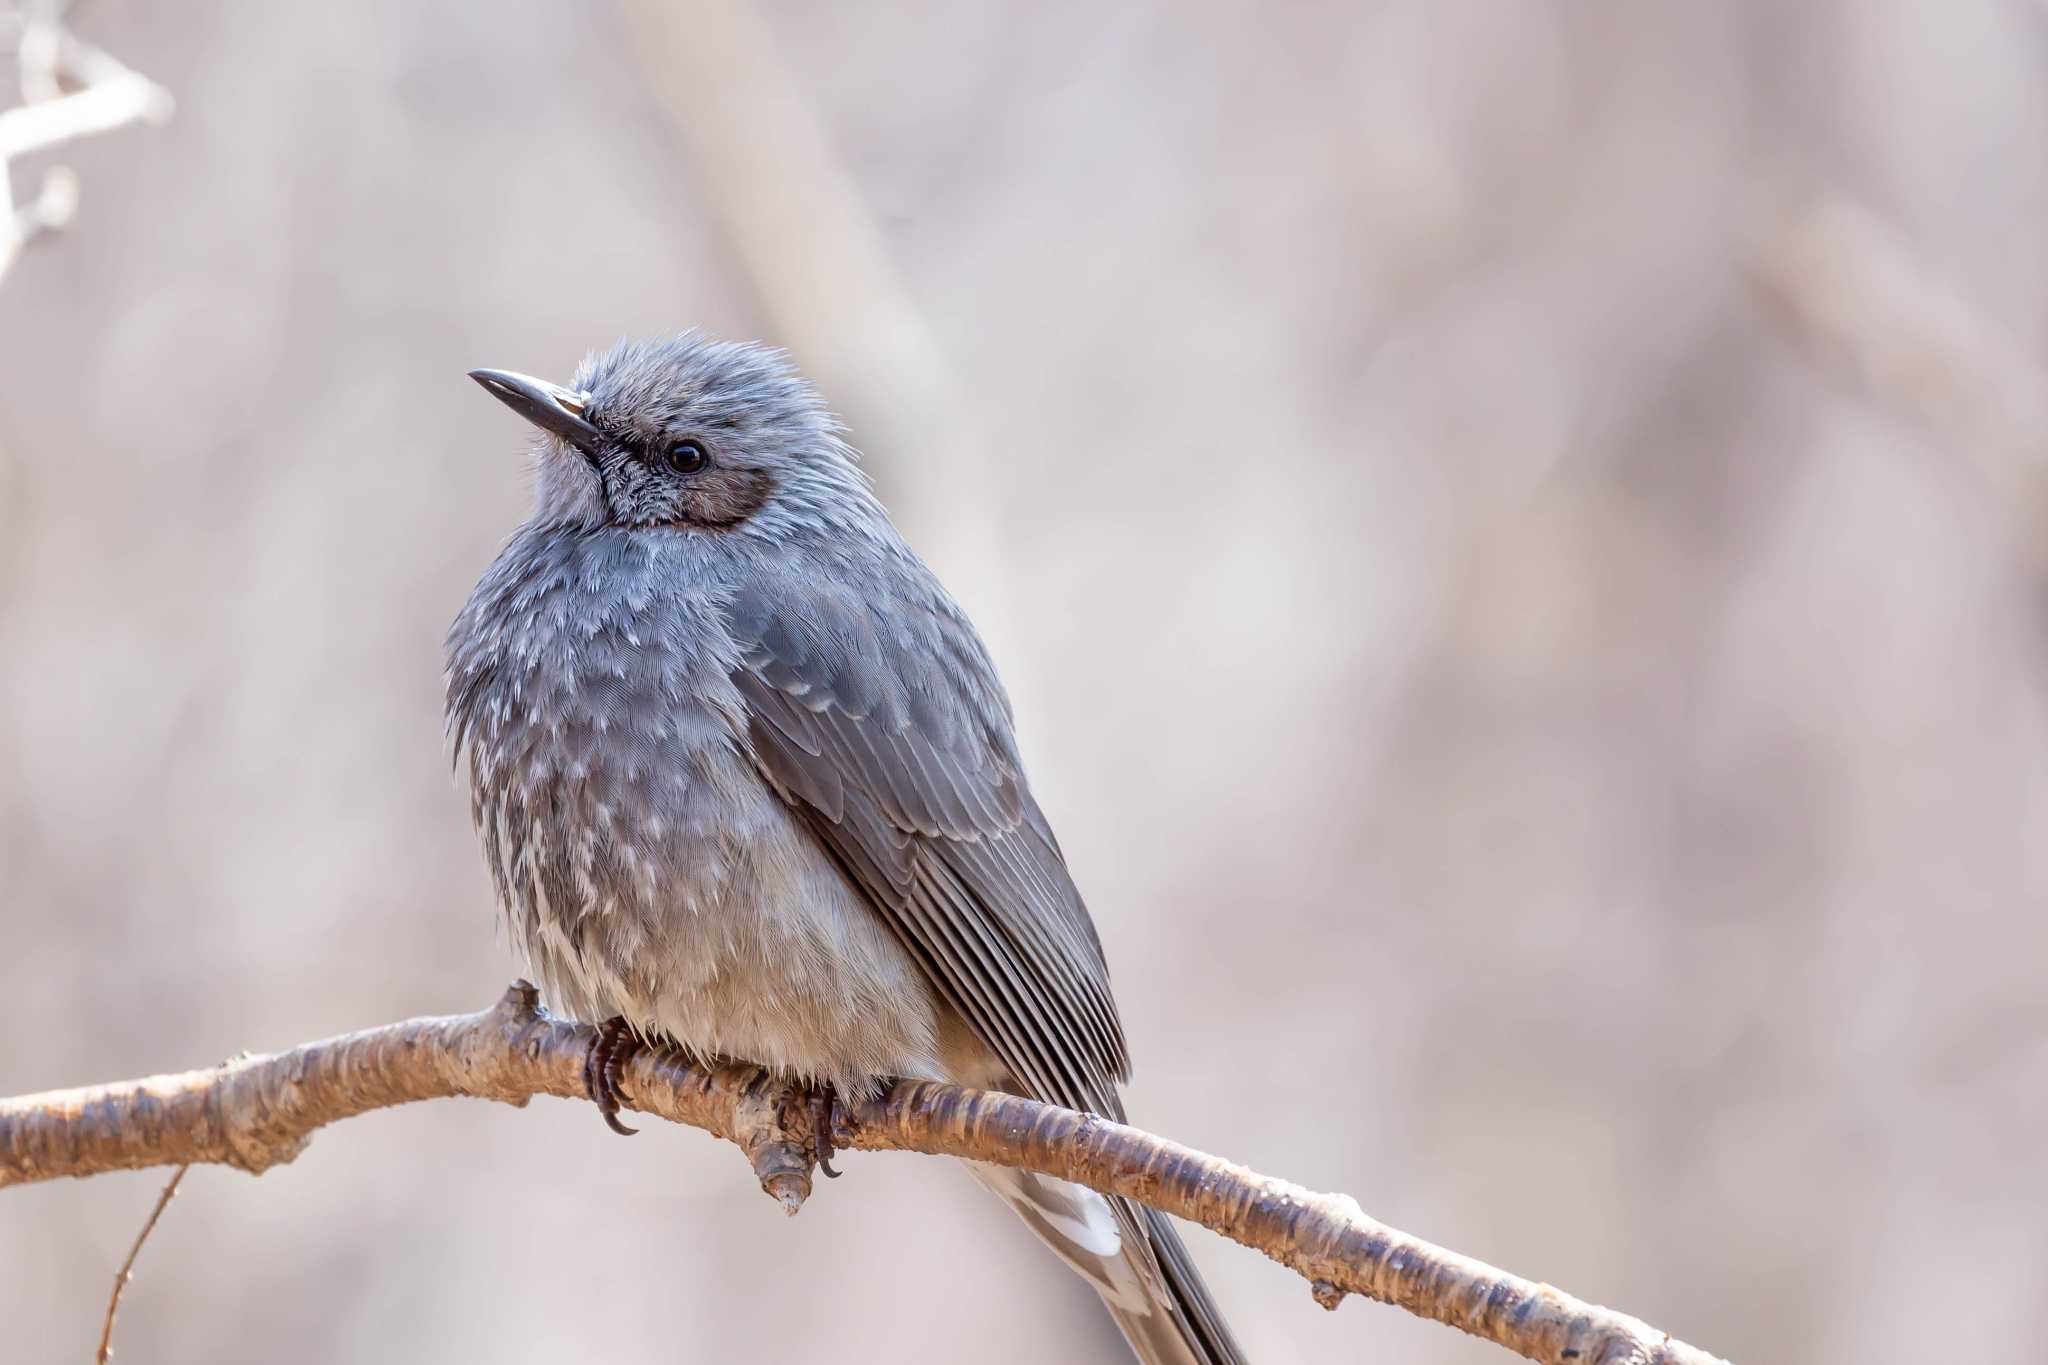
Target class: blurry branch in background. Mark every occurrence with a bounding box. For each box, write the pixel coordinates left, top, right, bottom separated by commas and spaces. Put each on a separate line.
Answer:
0, 984, 1729, 1365
0, 0, 171, 284
0, 2, 170, 893
614, 0, 1007, 625
1747, 191, 2048, 561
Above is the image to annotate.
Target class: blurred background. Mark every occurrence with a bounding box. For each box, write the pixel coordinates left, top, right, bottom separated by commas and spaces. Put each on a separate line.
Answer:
3, 2, 2045, 1362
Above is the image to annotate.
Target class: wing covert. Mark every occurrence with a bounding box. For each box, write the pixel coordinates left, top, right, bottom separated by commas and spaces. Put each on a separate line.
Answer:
727, 569, 1129, 1118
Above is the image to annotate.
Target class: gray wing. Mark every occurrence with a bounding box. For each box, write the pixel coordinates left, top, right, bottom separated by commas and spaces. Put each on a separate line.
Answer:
726, 563, 1129, 1119
731, 563, 1250, 1365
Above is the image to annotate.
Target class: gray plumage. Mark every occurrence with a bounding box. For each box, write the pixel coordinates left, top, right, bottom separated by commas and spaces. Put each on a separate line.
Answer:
446, 334, 1246, 1365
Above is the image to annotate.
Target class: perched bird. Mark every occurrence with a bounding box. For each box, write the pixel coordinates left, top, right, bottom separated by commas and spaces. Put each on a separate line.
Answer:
446, 335, 1246, 1365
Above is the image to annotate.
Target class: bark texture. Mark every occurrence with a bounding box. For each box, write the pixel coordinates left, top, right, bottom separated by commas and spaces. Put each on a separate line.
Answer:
0, 983, 1729, 1365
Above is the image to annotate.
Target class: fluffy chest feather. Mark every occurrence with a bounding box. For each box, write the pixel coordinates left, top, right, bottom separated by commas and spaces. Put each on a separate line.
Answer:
444, 525, 939, 1084
448, 527, 746, 932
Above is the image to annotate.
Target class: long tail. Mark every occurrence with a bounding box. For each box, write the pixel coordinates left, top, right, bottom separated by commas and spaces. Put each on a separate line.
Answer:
969, 1162, 1248, 1365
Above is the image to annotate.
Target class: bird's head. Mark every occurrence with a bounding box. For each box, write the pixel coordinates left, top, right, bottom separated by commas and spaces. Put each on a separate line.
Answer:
470, 334, 871, 535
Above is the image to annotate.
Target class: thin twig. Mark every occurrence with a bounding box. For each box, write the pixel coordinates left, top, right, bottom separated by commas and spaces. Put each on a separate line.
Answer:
0, 982, 1729, 1365
95, 1162, 188, 1365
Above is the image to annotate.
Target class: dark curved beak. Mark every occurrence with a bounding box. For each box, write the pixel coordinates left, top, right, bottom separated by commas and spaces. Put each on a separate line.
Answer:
468, 368, 603, 457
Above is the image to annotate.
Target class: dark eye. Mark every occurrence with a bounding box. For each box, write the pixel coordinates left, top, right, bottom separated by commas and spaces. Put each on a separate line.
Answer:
662, 440, 709, 475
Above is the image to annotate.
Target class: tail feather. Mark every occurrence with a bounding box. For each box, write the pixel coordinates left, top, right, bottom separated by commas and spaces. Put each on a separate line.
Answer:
1137, 1206, 1244, 1365
969, 1162, 1249, 1365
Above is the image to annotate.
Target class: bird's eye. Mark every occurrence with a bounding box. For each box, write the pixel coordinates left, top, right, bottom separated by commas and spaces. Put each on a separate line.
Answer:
663, 440, 709, 475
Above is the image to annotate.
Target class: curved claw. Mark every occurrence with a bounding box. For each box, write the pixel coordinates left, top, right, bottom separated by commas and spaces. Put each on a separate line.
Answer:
810, 1085, 840, 1177
584, 1017, 641, 1138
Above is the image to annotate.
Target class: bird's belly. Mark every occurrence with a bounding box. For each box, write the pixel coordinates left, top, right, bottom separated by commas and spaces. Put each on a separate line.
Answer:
497, 747, 942, 1094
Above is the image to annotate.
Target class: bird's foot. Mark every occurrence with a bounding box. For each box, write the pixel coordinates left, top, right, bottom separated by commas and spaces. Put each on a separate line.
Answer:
582, 1016, 640, 1136
774, 1078, 841, 1179
810, 1083, 842, 1179
736, 1073, 849, 1214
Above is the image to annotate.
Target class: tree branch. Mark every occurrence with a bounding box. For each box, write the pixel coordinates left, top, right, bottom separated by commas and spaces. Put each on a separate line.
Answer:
0, 983, 1728, 1365
0, 2, 174, 283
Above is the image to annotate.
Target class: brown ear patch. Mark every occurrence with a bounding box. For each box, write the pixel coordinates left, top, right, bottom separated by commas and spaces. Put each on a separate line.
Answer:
676, 465, 779, 529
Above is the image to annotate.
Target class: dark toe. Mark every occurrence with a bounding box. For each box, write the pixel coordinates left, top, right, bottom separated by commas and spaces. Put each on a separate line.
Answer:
809, 1083, 841, 1177
584, 1017, 641, 1138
